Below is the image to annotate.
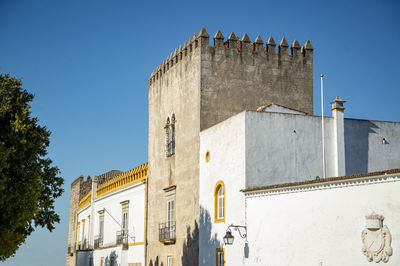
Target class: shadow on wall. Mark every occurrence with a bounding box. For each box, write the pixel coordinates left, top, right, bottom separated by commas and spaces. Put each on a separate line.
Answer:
148, 207, 220, 266
149, 256, 163, 266
181, 220, 199, 266
344, 120, 378, 175
104, 250, 118, 266
197, 206, 222, 266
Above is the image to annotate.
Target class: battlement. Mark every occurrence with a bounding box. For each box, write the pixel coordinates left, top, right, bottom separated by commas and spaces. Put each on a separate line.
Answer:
149, 27, 313, 86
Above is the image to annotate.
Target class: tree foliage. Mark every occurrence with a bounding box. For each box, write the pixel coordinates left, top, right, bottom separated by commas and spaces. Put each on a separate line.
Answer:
0, 73, 64, 261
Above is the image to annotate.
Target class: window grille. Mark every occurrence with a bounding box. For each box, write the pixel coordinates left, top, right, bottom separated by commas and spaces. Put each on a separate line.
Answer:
165, 114, 176, 157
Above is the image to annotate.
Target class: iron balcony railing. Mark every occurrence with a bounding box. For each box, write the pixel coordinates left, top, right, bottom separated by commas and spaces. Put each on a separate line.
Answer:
116, 230, 128, 245
94, 235, 103, 249
159, 221, 176, 244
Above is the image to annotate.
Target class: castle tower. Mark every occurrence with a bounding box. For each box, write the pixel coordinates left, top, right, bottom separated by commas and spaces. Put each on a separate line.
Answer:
66, 176, 83, 266
147, 28, 313, 266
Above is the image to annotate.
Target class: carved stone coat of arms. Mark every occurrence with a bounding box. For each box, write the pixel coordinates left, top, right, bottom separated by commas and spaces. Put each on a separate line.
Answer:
361, 213, 393, 263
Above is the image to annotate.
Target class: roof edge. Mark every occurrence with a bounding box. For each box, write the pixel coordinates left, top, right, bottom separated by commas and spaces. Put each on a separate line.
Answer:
241, 168, 400, 193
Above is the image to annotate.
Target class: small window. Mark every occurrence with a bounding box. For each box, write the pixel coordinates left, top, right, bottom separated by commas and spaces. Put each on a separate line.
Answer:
166, 199, 174, 224
205, 150, 210, 163
167, 255, 173, 266
99, 214, 104, 240
122, 212, 128, 234
166, 199, 175, 239
216, 248, 224, 266
81, 219, 86, 245
120, 200, 129, 238
165, 114, 176, 157
214, 181, 225, 223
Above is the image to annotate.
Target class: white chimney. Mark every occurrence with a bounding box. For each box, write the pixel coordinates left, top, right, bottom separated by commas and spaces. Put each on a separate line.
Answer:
331, 96, 346, 176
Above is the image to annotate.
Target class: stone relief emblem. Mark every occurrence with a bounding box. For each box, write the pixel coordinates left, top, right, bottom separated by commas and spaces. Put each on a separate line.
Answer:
361, 213, 392, 263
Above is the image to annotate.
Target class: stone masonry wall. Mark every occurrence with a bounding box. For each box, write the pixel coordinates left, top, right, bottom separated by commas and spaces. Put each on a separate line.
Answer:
198, 29, 313, 131
147, 34, 201, 266
66, 176, 83, 266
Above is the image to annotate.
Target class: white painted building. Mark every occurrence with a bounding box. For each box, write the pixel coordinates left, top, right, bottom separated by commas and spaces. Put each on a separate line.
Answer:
75, 163, 147, 266
243, 170, 400, 265
199, 98, 400, 265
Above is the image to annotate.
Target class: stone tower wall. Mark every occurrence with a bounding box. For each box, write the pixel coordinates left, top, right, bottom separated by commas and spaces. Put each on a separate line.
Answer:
147, 28, 314, 266
198, 30, 313, 130
147, 35, 201, 266
66, 176, 83, 266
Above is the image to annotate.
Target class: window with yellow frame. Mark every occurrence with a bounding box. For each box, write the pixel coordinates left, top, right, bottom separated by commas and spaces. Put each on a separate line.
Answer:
214, 181, 225, 223
216, 248, 225, 266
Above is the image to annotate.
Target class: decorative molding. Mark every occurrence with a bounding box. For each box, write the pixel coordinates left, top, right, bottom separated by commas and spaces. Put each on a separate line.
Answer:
163, 185, 176, 192
120, 200, 130, 206
244, 174, 400, 198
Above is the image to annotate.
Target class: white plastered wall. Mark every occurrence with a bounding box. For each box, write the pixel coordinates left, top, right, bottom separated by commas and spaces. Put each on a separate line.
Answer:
199, 112, 247, 265
77, 181, 145, 266
245, 175, 400, 266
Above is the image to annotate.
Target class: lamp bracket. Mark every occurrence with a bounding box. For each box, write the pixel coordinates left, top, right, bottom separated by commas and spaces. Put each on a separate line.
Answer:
227, 224, 247, 239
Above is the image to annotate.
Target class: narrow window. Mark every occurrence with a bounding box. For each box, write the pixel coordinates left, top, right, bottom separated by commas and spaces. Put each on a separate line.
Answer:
81, 219, 86, 247
120, 200, 129, 244
122, 212, 128, 234
216, 248, 225, 266
166, 199, 175, 238
214, 181, 225, 223
165, 117, 170, 157
218, 187, 224, 219
99, 213, 104, 241
165, 114, 176, 157
170, 114, 175, 155
167, 255, 173, 266
166, 199, 174, 224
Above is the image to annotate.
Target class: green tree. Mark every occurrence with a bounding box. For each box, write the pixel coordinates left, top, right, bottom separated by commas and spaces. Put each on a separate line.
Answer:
0, 73, 63, 261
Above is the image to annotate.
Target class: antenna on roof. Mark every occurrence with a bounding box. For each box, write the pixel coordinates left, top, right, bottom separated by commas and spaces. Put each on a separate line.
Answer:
321, 74, 326, 178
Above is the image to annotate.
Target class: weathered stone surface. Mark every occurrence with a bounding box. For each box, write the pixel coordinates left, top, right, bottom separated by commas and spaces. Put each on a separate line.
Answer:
66, 176, 83, 266
147, 40, 201, 266
200, 37, 313, 130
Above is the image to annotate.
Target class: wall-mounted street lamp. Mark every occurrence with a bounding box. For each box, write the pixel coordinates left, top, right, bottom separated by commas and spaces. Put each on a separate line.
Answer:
223, 224, 247, 245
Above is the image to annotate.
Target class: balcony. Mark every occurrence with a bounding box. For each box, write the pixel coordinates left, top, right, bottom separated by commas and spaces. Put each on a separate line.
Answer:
159, 221, 176, 244
116, 230, 129, 250
94, 236, 103, 249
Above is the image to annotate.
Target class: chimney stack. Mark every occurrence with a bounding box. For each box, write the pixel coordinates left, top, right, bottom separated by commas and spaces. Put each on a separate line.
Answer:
331, 96, 346, 176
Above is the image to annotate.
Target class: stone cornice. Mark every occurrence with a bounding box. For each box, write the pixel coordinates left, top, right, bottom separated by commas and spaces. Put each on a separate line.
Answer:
243, 171, 400, 198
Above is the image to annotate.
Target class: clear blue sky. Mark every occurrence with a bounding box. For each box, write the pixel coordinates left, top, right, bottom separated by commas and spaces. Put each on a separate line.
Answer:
1, 0, 399, 265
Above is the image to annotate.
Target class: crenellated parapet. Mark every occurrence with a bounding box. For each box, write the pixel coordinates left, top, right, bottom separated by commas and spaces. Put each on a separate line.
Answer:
79, 175, 92, 201
149, 27, 313, 86
149, 31, 199, 86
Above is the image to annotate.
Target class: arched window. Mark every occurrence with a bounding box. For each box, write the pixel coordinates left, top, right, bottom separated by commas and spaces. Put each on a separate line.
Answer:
214, 181, 225, 223
165, 114, 176, 157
